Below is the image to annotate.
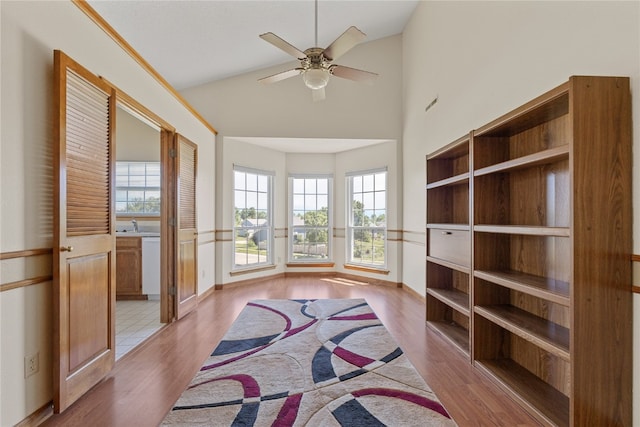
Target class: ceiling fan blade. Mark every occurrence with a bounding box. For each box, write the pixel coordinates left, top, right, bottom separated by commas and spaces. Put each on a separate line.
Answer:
312, 87, 325, 102
258, 68, 303, 84
331, 65, 378, 85
322, 26, 366, 61
259, 32, 306, 59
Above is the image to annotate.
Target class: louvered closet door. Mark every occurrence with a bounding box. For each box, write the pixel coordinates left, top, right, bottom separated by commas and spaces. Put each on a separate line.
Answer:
53, 50, 116, 412
175, 134, 198, 319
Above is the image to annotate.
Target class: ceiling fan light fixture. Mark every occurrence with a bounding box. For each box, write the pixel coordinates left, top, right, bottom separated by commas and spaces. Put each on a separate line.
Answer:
302, 68, 330, 90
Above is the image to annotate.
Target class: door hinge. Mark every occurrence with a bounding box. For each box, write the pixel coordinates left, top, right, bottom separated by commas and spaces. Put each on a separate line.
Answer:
168, 217, 176, 227
169, 148, 177, 158
168, 285, 176, 296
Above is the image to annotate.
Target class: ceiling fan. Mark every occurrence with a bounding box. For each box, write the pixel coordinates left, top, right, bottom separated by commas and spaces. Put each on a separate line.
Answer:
258, 0, 378, 101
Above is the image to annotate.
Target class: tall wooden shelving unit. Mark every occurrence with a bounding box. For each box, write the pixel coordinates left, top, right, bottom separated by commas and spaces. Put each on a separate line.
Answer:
426, 136, 472, 355
426, 76, 632, 426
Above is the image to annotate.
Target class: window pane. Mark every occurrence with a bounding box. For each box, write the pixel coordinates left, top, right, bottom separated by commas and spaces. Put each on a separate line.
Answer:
293, 178, 304, 194
353, 176, 362, 193
146, 163, 160, 175
305, 194, 317, 211
235, 171, 246, 190
317, 195, 328, 210
246, 191, 258, 210
129, 163, 145, 175
116, 190, 127, 202
129, 190, 144, 201
363, 174, 374, 192
363, 192, 374, 210
234, 190, 246, 209
116, 175, 129, 186
129, 175, 146, 186
375, 192, 386, 210
317, 179, 328, 194
375, 173, 386, 191
246, 173, 257, 191
146, 190, 160, 200
234, 229, 249, 266
305, 179, 316, 193
257, 175, 268, 192
146, 175, 161, 187
257, 192, 268, 211
293, 195, 305, 210
146, 200, 160, 213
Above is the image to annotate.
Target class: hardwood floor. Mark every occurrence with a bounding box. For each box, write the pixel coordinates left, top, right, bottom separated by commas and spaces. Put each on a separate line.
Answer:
42, 276, 541, 426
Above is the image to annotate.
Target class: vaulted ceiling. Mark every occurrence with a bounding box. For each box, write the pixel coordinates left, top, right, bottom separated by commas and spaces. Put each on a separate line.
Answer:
87, 0, 419, 90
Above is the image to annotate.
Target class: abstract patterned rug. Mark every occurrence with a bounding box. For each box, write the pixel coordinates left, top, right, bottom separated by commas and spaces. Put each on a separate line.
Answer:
162, 299, 456, 426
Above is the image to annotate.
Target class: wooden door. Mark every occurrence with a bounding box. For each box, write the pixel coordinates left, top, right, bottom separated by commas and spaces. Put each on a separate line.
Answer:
175, 134, 198, 319
53, 50, 116, 412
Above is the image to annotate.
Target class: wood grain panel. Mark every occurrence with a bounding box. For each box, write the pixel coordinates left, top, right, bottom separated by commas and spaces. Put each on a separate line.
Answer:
67, 254, 110, 373
570, 76, 632, 426
178, 239, 196, 305
175, 134, 198, 319
115, 237, 142, 299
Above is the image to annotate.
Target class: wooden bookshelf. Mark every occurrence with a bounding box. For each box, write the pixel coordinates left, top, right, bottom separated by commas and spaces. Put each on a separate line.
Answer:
426, 76, 632, 426
426, 135, 472, 357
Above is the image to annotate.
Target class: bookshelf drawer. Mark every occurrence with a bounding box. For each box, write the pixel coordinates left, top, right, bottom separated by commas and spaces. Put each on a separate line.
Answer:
429, 229, 470, 267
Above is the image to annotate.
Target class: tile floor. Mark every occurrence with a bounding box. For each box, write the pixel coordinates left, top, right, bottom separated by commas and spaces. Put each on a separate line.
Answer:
115, 300, 163, 360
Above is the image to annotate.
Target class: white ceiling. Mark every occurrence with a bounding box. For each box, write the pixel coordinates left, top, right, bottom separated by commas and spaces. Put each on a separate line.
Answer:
87, 0, 419, 90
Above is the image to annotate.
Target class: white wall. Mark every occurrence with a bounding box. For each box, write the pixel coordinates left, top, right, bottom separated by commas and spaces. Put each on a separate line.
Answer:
0, 2, 215, 425
181, 34, 403, 140
401, 0, 640, 420
116, 107, 161, 162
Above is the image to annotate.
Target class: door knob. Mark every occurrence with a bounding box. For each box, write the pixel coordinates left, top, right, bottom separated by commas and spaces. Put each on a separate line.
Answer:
61, 246, 74, 252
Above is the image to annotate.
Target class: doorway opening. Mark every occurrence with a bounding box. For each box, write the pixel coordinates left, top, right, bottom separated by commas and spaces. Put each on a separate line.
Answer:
114, 103, 164, 360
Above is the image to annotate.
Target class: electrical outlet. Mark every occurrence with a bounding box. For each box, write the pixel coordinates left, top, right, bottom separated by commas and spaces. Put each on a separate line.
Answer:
24, 352, 39, 378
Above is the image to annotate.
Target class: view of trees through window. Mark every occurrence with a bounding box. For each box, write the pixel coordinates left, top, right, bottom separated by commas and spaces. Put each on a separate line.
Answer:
348, 171, 386, 266
290, 177, 330, 261
234, 169, 272, 267
116, 162, 160, 214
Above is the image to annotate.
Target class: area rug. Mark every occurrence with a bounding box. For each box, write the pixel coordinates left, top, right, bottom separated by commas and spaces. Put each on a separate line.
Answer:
162, 299, 456, 426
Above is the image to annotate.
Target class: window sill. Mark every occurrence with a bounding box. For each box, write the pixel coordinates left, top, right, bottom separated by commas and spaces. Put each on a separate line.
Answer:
230, 264, 276, 277
286, 262, 335, 268
344, 264, 389, 275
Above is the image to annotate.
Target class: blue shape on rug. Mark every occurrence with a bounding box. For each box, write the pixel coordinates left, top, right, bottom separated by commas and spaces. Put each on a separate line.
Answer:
311, 346, 336, 383
332, 399, 386, 427
212, 334, 280, 356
